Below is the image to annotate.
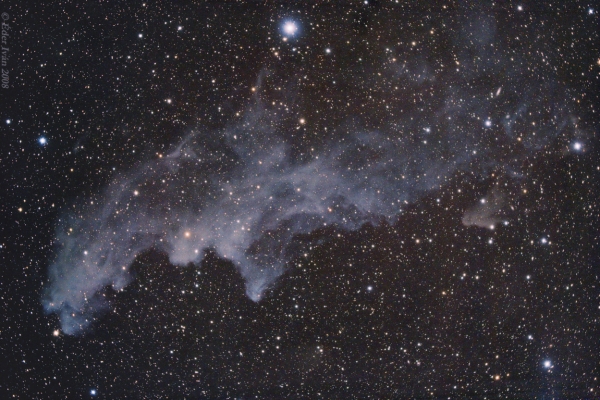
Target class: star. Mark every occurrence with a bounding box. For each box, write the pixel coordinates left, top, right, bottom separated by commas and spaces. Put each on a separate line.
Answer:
282, 21, 298, 36
571, 141, 583, 152
38, 137, 47, 145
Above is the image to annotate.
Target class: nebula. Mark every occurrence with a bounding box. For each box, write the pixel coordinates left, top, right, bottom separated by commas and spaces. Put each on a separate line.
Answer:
43, 24, 575, 335
462, 188, 507, 229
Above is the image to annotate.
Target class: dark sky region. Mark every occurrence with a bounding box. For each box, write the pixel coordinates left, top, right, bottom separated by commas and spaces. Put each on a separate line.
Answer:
0, 1, 599, 398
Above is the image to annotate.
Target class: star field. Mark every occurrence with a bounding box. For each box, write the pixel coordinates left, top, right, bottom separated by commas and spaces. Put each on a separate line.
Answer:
0, 1, 598, 398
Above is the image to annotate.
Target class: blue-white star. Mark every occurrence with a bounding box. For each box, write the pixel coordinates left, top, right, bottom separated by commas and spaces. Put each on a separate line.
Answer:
571, 141, 583, 152
282, 21, 298, 36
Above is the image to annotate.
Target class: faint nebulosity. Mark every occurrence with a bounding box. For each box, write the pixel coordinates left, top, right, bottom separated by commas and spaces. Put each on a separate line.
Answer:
44, 4, 573, 334
1, 1, 598, 398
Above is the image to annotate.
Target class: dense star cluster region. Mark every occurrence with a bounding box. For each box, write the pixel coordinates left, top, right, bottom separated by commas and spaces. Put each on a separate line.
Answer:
0, 1, 598, 398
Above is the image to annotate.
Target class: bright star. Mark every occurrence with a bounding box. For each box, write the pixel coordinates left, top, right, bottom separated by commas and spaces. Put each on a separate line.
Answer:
572, 141, 583, 151
39, 137, 47, 145
90, 389, 97, 396
282, 21, 298, 36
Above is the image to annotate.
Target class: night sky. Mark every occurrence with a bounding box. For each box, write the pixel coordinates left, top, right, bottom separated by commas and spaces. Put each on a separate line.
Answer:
1, 1, 599, 398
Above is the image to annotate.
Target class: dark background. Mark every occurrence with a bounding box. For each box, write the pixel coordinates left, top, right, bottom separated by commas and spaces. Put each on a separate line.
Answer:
0, 1, 598, 398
